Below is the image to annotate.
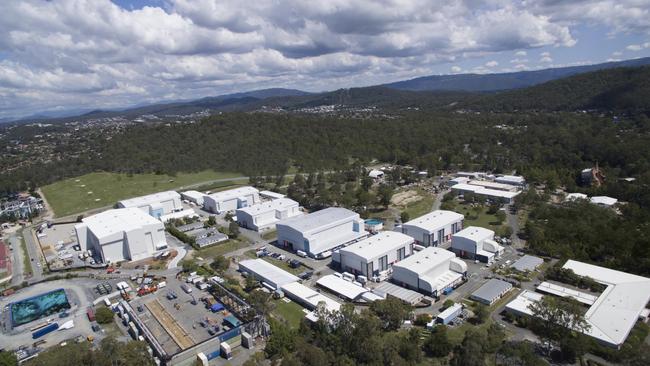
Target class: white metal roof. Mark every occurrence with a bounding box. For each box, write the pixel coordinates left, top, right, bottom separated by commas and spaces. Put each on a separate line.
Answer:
452, 183, 521, 199
495, 175, 525, 184
239, 259, 299, 288
392, 247, 455, 276
373, 281, 424, 305
565, 193, 589, 202
505, 290, 543, 315
237, 198, 298, 216
449, 177, 470, 184
339, 232, 413, 261
590, 196, 618, 206
118, 191, 180, 208
80, 208, 161, 239
259, 190, 286, 199
511, 255, 544, 272
471, 279, 512, 303
279, 207, 359, 233
562, 260, 650, 346
468, 180, 518, 191
368, 169, 384, 178
453, 226, 494, 243
280, 282, 341, 313
437, 303, 463, 320
536, 281, 598, 305
403, 210, 464, 233
207, 186, 258, 202
316, 274, 368, 300
180, 190, 206, 200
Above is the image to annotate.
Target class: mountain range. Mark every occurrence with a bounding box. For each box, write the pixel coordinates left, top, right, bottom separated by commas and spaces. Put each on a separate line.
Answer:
5, 57, 650, 124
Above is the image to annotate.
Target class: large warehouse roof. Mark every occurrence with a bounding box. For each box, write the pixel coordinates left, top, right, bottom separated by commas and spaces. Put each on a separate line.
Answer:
562, 260, 650, 347
279, 207, 358, 233
339, 232, 413, 261
280, 282, 341, 313
393, 247, 455, 275
237, 198, 298, 216
452, 183, 521, 199
453, 226, 494, 242
207, 186, 258, 201
118, 190, 180, 208
239, 259, 298, 288
403, 210, 464, 232
316, 274, 368, 301
511, 255, 544, 272
81, 208, 161, 239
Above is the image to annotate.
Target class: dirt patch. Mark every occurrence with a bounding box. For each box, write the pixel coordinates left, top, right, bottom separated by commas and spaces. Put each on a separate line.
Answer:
390, 190, 423, 207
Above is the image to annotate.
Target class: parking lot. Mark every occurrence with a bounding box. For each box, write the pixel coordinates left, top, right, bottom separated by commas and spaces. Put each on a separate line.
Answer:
36, 222, 88, 269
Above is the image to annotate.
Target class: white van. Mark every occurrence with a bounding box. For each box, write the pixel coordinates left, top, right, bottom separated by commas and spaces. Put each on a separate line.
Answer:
296, 250, 307, 258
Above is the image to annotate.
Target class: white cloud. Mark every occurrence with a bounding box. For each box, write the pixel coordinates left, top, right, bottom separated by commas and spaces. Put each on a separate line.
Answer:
612, 51, 623, 56
485, 60, 499, 67
1, 0, 649, 119
627, 44, 643, 51
540, 56, 553, 63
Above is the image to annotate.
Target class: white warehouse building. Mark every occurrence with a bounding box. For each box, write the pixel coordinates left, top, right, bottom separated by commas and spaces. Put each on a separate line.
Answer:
203, 186, 260, 214
180, 190, 208, 206
117, 191, 182, 219
276, 207, 367, 257
400, 210, 464, 247
451, 226, 503, 263
392, 247, 467, 297
75, 208, 166, 263
333, 231, 414, 279
236, 198, 302, 232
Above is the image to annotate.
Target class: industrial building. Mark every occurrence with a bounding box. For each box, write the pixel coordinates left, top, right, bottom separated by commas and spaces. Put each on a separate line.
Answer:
368, 169, 384, 180
391, 247, 467, 297
238, 259, 298, 290
511, 255, 544, 272
436, 303, 463, 325
117, 191, 182, 219
276, 207, 367, 257
470, 279, 513, 305
450, 226, 503, 263
180, 190, 208, 206
467, 180, 518, 192
280, 282, 341, 318
505, 260, 650, 348
451, 183, 520, 204
316, 274, 371, 301
203, 186, 260, 214
75, 208, 166, 263
332, 232, 414, 279
399, 210, 464, 247
494, 175, 526, 186
590, 196, 618, 207
236, 198, 302, 232
565, 193, 588, 202
259, 190, 285, 200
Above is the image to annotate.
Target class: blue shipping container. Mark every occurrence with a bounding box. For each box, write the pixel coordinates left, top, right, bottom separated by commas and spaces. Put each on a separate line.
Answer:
32, 323, 59, 339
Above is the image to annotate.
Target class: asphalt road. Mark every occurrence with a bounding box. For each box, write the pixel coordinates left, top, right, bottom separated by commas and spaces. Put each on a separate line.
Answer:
23, 229, 44, 283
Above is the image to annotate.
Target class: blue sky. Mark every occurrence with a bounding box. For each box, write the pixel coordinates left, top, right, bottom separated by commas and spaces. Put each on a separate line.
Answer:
1, 0, 649, 119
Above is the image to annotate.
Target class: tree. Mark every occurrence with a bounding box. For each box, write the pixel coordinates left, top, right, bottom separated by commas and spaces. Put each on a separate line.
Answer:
209, 255, 229, 273
206, 215, 217, 226
247, 290, 274, 316
442, 299, 455, 309
473, 303, 489, 324
424, 325, 453, 357
400, 211, 410, 223
377, 184, 394, 207
0, 351, 17, 366
528, 296, 590, 361
413, 313, 431, 326
265, 319, 295, 358
451, 329, 487, 366
95, 306, 114, 324
228, 222, 240, 238
369, 297, 411, 331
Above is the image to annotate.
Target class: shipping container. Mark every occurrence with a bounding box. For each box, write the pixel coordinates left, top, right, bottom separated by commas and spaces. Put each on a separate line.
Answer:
32, 323, 59, 339
86, 308, 95, 322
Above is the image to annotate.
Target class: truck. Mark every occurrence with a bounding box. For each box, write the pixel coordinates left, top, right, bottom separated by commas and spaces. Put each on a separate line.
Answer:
181, 284, 192, 294
86, 308, 95, 322
32, 323, 59, 339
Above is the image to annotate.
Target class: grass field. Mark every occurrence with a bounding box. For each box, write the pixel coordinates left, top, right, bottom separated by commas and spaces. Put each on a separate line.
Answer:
41, 170, 244, 217
196, 238, 250, 258
447, 201, 506, 231
402, 189, 435, 219
272, 299, 305, 329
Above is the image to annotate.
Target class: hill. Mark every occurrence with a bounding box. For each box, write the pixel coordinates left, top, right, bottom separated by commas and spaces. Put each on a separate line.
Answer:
383, 57, 650, 92
465, 65, 650, 112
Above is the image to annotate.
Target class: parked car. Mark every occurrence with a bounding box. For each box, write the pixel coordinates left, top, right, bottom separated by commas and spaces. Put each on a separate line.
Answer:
289, 259, 302, 269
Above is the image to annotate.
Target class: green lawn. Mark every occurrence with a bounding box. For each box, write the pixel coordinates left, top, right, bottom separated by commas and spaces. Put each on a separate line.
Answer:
272, 299, 305, 329
402, 189, 435, 219
41, 170, 244, 217
196, 238, 250, 258
452, 203, 506, 231
20, 230, 33, 277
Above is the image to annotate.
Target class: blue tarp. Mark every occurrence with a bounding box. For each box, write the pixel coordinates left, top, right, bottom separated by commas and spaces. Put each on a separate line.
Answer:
210, 303, 225, 312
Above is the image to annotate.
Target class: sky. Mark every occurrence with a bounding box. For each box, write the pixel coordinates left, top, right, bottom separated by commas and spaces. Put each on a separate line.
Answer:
1, 0, 650, 120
